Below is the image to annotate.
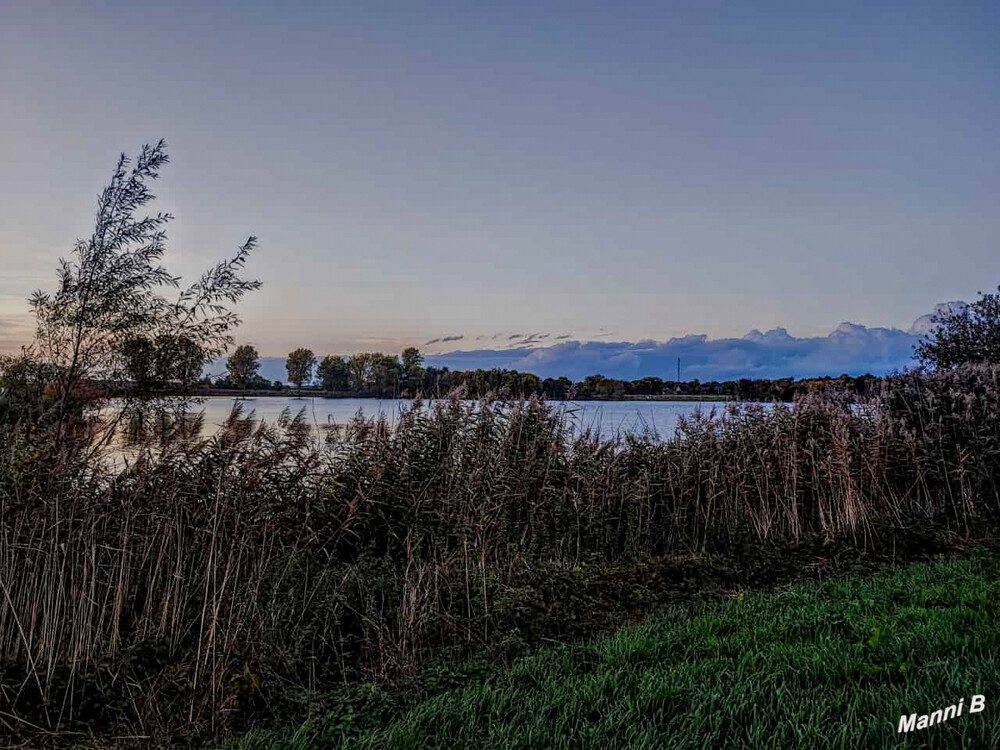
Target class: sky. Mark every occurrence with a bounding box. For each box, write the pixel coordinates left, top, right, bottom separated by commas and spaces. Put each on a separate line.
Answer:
3, 2, 999, 378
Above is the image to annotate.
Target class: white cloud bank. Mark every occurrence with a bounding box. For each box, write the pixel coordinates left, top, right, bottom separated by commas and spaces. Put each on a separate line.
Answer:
422, 304, 964, 381
207, 303, 964, 384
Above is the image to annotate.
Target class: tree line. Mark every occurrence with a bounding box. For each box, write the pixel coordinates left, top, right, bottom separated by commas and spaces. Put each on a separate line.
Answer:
214, 345, 544, 398
209, 343, 885, 402
122, 285, 1000, 403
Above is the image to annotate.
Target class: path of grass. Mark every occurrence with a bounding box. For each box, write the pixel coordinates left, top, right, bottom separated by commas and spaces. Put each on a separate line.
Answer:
235, 551, 1000, 749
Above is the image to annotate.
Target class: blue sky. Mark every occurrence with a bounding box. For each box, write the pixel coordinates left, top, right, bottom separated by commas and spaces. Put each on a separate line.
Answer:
2, 2, 999, 378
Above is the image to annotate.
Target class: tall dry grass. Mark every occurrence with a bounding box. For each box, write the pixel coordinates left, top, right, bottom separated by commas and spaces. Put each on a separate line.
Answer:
1, 365, 999, 736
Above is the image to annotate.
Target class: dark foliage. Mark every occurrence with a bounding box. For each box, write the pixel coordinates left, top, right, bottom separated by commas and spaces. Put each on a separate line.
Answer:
916, 289, 1000, 369
2, 367, 1000, 740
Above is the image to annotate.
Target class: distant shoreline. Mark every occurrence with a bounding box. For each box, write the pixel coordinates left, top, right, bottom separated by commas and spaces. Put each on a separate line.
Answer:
164, 388, 736, 402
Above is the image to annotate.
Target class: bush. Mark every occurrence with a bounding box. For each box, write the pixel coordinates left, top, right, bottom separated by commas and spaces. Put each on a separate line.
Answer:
2, 368, 1000, 739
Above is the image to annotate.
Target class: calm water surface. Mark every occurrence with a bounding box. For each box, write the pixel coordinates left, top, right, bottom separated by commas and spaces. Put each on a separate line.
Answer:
195, 397, 743, 439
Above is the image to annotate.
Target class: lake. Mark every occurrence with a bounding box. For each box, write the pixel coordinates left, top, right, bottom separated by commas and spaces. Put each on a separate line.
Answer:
193, 396, 742, 439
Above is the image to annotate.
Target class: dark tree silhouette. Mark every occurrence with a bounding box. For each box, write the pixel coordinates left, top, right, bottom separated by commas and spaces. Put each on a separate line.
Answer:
228, 344, 261, 390
25, 139, 261, 443
286, 348, 316, 393
916, 291, 1000, 369
317, 355, 350, 391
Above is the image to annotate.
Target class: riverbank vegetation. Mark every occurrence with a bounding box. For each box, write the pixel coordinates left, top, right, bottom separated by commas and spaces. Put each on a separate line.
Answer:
236, 550, 1000, 749
208, 349, 883, 402
4, 364, 1000, 742
4, 141, 1000, 745
209, 284, 1000, 401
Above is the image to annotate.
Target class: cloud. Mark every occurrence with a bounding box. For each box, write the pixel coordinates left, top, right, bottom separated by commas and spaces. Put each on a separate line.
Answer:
0, 314, 35, 353
908, 301, 967, 335
502, 332, 552, 348
423, 307, 954, 381
205, 304, 956, 384
425, 334, 464, 345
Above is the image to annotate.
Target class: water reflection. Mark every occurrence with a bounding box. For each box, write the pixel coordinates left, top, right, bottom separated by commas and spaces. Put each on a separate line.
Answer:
117, 396, 745, 443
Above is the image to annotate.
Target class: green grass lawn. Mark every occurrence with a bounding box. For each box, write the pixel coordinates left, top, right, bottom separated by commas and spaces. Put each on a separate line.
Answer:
234, 551, 1000, 749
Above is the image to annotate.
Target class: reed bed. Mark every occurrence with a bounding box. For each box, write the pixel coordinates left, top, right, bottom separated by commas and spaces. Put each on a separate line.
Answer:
1, 365, 999, 738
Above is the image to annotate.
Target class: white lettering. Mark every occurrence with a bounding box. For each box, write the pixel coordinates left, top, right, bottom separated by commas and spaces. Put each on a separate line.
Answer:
897, 695, 984, 733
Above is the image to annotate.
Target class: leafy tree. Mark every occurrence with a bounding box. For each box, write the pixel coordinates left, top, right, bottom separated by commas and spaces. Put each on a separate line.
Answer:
153, 334, 204, 386
401, 347, 423, 371
543, 376, 573, 400
348, 352, 374, 392
122, 334, 204, 391
121, 336, 157, 391
317, 355, 350, 391
916, 293, 1000, 369
521, 372, 541, 395
0, 355, 57, 428
372, 353, 402, 395
286, 348, 316, 392
25, 140, 260, 442
227, 344, 261, 389
401, 346, 425, 394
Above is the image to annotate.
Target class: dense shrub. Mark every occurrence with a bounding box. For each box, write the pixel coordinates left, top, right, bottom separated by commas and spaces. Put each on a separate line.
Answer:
2, 366, 1000, 738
